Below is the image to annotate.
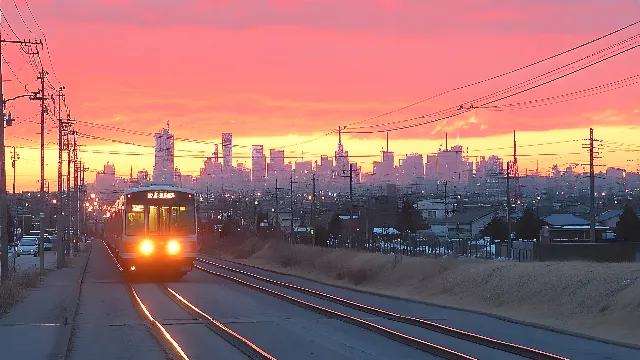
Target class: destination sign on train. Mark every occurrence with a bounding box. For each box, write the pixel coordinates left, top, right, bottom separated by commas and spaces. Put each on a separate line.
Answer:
147, 191, 176, 199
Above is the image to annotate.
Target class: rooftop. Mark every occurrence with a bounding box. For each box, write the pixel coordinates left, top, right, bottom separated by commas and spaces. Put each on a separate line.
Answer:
542, 214, 589, 226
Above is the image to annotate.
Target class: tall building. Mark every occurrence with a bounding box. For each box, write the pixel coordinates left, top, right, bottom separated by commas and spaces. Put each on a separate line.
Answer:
153, 124, 175, 183
334, 128, 349, 178
436, 145, 472, 186
268, 149, 286, 182
222, 133, 233, 169
476, 155, 503, 178
251, 145, 267, 182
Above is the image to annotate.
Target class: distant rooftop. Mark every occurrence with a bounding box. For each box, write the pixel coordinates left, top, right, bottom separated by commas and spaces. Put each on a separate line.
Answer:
542, 214, 588, 226
597, 209, 623, 222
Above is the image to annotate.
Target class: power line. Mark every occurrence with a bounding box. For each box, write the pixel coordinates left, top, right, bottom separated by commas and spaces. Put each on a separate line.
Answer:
349, 33, 640, 132
23, 0, 60, 88
347, 41, 640, 134
273, 20, 640, 148
485, 73, 640, 111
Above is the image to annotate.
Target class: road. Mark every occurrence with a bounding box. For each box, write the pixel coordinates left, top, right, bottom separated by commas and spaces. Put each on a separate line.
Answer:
6, 239, 639, 359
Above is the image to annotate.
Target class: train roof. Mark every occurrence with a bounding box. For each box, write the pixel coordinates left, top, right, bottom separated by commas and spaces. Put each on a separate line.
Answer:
124, 185, 196, 195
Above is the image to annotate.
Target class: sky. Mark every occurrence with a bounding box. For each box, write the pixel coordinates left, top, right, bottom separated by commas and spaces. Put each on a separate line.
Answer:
1, 0, 640, 191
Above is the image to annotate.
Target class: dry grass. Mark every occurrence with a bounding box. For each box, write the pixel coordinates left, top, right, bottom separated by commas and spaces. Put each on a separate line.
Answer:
0, 268, 42, 316
224, 239, 640, 346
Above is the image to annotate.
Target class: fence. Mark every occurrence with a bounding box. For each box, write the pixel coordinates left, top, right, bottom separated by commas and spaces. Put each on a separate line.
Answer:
289, 231, 502, 259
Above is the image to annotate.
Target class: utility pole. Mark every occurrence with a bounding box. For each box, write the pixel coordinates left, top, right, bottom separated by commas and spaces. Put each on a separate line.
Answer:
274, 178, 283, 231
289, 172, 296, 244
506, 161, 511, 244
56, 89, 68, 269
583, 128, 600, 243
0, 33, 43, 282
11, 147, 19, 194
66, 126, 74, 254
443, 180, 448, 217
311, 172, 316, 246
340, 163, 354, 219
37, 70, 48, 193
39, 212, 45, 277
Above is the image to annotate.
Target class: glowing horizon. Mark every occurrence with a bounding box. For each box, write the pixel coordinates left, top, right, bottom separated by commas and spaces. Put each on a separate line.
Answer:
1, 1, 639, 191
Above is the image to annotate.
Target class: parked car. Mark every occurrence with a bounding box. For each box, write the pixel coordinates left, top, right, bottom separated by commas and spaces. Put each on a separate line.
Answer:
16, 238, 38, 257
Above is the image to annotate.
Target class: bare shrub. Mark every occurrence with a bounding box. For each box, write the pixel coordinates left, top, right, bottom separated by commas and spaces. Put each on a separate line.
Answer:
0, 268, 41, 315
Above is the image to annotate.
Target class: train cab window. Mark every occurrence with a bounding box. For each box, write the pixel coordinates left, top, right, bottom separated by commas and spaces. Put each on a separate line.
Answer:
149, 206, 171, 234
125, 205, 145, 236
171, 205, 195, 235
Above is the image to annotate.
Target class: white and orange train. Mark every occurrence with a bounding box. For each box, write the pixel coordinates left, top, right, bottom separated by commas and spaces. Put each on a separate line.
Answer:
104, 185, 198, 279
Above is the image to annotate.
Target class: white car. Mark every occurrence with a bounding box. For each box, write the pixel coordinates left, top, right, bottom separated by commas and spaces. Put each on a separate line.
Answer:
17, 238, 38, 256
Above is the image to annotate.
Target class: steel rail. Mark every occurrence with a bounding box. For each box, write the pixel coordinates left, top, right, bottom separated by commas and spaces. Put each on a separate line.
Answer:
196, 257, 569, 360
195, 264, 476, 360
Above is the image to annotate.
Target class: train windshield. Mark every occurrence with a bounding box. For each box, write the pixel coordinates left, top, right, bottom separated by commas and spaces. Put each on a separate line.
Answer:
149, 204, 195, 236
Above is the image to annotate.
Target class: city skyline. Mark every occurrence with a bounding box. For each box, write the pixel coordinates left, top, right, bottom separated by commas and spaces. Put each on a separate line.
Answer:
1, 1, 639, 190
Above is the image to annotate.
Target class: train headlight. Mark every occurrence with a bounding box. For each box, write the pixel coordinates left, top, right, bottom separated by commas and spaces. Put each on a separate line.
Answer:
167, 240, 180, 255
139, 240, 154, 255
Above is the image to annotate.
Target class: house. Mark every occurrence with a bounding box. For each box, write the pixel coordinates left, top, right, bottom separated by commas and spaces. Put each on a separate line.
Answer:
596, 209, 623, 229
542, 214, 588, 226
431, 208, 496, 239
416, 199, 447, 219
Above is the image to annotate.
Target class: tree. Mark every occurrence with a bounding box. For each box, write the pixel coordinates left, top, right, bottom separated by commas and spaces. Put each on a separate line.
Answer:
327, 214, 342, 238
396, 199, 427, 233
482, 218, 508, 240
515, 208, 543, 240
313, 225, 329, 247
616, 204, 640, 241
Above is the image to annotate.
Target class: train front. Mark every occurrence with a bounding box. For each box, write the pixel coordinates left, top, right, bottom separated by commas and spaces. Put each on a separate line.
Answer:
120, 188, 198, 278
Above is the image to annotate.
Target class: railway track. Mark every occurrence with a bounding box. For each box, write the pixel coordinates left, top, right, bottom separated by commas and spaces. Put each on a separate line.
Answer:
103, 241, 276, 360
195, 256, 571, 360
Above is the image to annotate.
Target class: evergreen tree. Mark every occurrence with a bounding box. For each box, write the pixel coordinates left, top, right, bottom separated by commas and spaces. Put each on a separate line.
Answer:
327, 214, 342, 238
616, 204, 640, 241
515, 208, 543, 240
396, 199, 427, 233
482, 218, 508, 240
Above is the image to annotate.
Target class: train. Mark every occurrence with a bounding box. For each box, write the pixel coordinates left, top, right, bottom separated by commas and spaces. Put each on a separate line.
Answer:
104, 185, 198, 279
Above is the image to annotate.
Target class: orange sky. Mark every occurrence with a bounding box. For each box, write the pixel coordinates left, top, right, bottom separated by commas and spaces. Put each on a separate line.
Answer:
1, 0, 640, 191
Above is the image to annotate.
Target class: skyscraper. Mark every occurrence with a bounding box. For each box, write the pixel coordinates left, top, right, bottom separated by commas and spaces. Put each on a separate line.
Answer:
153, 124, 174, 183
251, 145, 267, 182
222, 132, 233, 169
